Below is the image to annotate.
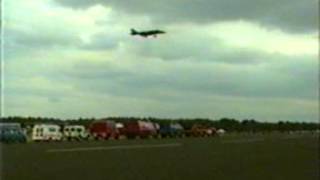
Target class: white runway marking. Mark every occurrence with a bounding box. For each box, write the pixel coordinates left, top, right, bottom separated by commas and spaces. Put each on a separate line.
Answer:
221, 138, 265, 144
47, 143, 182, 153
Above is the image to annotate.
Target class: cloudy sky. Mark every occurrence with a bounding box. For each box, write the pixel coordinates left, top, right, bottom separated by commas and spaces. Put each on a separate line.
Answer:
2, 0, 319, 122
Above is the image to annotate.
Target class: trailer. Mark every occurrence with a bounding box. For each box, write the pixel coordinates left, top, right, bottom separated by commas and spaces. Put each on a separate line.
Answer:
159, 123, 184, 138
0, 123, 27, 143
123, 121, 157, 139
63, 125, 89, 141
32, 124, 62, 141
89, 120, 120, 140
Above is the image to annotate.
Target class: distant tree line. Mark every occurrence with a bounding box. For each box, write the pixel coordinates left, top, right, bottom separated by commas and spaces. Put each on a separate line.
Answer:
0, 116, 319, 132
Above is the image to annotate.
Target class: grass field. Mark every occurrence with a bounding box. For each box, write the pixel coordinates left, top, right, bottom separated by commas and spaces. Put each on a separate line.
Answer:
1, 133, 319, 180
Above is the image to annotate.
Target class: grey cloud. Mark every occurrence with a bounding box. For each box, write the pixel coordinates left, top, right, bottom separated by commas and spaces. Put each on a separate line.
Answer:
59, 54, 318, 102
81, 39, 119, 51
130, 36, 269, 64
80, 32, 122, 51
4, 25, 81, 50
83, 28, 270, 65
5, 51, 317, 121
6, 0, 318, 121
5, 78, 71, 104
56, 0, 318, 33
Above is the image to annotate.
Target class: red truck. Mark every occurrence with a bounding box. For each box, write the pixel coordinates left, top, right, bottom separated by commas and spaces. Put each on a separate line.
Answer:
89, 120, 120, 140
123, 121, 158, 139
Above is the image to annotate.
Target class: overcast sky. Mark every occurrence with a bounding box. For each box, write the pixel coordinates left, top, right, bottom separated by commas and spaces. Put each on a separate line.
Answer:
2, 0, 319, 122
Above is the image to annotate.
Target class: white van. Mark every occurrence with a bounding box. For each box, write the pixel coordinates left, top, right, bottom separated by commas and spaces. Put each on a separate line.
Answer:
63, 125, 89, 141
32, 124, 62, 141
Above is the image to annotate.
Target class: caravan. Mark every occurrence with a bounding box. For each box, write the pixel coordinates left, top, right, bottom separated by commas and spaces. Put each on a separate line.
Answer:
63, 125, 89, 141
32, 124, 62, 141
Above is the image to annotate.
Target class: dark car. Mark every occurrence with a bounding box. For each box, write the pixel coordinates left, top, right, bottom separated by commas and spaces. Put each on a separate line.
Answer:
0, 123, 27, 143
159, 123, 184, 138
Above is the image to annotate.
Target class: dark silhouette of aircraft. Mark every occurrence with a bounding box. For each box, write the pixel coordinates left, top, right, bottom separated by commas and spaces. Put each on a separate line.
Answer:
130, 28, 166, 38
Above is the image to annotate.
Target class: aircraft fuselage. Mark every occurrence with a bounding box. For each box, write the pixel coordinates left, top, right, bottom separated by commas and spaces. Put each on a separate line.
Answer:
131, 29, 166, 38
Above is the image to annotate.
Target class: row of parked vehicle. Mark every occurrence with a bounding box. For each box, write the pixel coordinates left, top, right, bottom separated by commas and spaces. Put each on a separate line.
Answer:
0, 120, 226, 143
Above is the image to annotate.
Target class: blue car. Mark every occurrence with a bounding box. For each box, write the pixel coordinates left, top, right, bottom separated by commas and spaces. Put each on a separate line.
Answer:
159, 123, 184, 138
0, 123, 27, 143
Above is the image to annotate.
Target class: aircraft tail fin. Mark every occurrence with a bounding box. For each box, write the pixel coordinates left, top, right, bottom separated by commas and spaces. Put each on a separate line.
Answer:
131, 28, 138, 35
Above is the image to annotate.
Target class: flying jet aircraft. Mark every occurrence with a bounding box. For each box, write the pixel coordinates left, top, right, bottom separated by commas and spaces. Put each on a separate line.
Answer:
130, 28, 166, 38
